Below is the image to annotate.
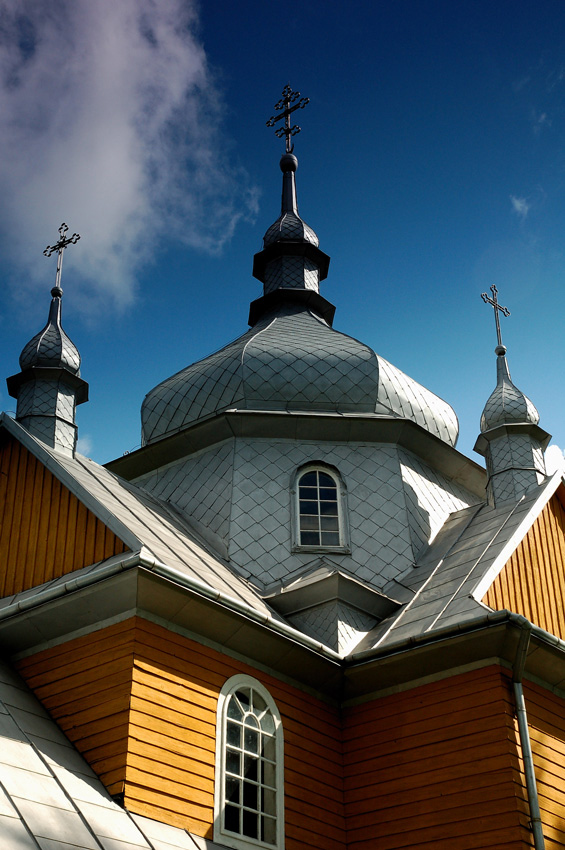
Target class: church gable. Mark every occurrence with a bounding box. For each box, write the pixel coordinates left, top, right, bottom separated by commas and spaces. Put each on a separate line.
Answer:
482, 490, 565, 638
16, 616, 345, 849
0, 432, 129, 597
15, 618, 135, 798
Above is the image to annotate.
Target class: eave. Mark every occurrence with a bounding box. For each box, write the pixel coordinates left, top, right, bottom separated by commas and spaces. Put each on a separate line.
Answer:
1, 555, 564, 705
106, 409, 487, 497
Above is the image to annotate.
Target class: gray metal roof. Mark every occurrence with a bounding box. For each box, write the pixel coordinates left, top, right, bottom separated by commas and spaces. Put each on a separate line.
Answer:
141, 302, 459, 447
0, 656, 226, 850
3, 412, 560, 665
360, 472, 563, 652
481, 349, 539, 433
19, 290, 81, 376
0, 415, 273, 620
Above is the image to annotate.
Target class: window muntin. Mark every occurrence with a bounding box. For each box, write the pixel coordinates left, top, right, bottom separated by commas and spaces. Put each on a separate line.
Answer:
224, 687, 277, 844
298, 469, 341, 547
215, 676, 284, 850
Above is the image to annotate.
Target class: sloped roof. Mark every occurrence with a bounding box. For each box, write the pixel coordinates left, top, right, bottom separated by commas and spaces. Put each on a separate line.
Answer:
2, 413, 563, 666
360, 472, 564, 652
0, 414, 273, 619
0, 656, 225, 850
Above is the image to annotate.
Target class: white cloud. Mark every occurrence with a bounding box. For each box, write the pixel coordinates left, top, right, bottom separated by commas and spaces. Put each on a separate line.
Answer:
510, 195, 530, 219
76, 434, 93, 456
0, 1, 258, 311
545, 444, 565, 476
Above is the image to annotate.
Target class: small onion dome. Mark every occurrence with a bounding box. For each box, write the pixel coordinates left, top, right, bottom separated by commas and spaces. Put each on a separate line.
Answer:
19, 287, 81, 375
480, 345, 539, 433
262, 153, 319, 248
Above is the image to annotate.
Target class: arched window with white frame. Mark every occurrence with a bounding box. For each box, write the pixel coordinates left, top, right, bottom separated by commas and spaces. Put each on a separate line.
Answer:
292, 464, 349, 552
214, 675, 284, 850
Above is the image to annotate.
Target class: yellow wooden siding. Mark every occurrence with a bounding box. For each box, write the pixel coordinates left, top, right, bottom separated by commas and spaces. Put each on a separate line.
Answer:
16, 619, 136, 797
483, 494, 565, 639
128, 618, 345, 849
0, 434, 129, 596
343, 666, 532, 850
17, 616, 346, 849
523, 680, 565, 849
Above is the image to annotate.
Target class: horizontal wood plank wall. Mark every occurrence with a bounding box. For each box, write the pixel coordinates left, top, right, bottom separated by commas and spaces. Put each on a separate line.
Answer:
16, 619, 135, 797
523, 680, 565, 850
128, 618, 345, 848
343, 666, 532, 850
17, 616, 345, 848
482, 495, 565, 639
0, 435, 129, 596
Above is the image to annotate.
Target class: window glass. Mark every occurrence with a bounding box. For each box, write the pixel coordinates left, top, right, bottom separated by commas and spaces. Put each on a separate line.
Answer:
221, 682, 281, 848
298, 469, 340, 547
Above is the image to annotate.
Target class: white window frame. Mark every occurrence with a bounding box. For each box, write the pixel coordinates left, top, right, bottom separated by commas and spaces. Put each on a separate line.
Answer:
214, 675, 284, 850
291, 463, 350, 554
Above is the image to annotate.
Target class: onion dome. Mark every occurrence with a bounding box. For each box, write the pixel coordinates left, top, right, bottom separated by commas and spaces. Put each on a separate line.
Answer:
252, 152, 330, 300
475, 342, 549, 507
262, 153, 319, 247
141, 305, 458, 446
6, 251, 87, 457
141, 108, 459, 449
480, 345, 539, 433
19, 286, 81, 375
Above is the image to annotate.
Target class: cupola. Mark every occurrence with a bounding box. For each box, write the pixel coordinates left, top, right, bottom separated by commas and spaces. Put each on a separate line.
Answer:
141, 87, 459, 448
6, 224, 88, 457
474, 287, 549, 505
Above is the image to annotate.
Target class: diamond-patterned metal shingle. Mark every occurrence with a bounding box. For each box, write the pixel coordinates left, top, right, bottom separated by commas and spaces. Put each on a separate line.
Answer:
263, 211, 319, 247
480, 352, 539, 433
142, 303, 459, 448
19, 296, 81, 376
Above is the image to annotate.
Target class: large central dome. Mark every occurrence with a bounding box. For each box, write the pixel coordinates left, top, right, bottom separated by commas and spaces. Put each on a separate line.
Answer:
141, 150, 458, 448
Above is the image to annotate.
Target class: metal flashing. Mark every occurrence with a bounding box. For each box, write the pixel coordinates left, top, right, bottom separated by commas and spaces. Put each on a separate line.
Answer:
264, 568, 401, 620
474, 421, 552, 455
248, 287, 335, 326
108, 409, 486, 495
6, 366, 89, 403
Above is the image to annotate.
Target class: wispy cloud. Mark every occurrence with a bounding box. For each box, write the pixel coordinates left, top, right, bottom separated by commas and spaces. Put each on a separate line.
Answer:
76, 434, 93, 457
531, 108, 552, 136
510, 195, 530, 219
512, 75, 531, 94
509, 185, 546, 223
546, 65, 565, 92
0, 1, 258, 311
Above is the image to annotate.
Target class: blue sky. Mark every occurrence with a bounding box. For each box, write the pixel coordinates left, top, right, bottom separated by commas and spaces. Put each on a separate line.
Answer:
1, 0, 565, 469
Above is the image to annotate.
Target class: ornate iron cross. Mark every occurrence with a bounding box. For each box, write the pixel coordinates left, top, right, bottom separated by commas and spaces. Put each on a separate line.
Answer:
266, 85, 309, 153
481, 284, 510, 348
44, 223, 80, 292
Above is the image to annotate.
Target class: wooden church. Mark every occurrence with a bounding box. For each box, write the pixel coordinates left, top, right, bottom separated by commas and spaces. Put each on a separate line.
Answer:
1, 87, 564, 850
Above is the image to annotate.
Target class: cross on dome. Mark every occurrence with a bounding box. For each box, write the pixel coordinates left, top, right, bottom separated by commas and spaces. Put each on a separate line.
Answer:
481, 284, 510, 351
44, 222, 81, 294
266, 85, 309, 153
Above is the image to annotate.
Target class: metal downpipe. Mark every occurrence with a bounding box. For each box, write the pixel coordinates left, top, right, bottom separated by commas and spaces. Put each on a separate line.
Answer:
513, 625, 545, 849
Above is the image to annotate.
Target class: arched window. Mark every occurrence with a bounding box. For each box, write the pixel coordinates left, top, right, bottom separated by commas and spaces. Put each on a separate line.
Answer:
293, 465, 349, 551
215, 675, 284, 850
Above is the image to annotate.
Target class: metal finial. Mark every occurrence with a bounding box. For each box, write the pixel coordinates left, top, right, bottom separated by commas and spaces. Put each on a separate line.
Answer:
266, 84, 309, 153
43, 223, 80, 293
481, 285, 510, 350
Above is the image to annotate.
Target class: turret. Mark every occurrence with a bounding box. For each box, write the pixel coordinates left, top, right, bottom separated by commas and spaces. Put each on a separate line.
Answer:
6, 224, 88, 456
474, 286, 549, 505
250, 85, 332, 326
